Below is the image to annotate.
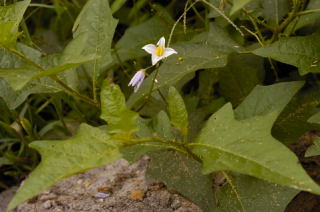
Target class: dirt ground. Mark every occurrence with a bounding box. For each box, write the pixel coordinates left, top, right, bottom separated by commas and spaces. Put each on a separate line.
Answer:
0, 156, 201, 212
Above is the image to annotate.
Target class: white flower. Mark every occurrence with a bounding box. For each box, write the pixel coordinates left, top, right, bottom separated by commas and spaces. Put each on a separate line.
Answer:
128, 69, 146, 92
142, 37, 177, 66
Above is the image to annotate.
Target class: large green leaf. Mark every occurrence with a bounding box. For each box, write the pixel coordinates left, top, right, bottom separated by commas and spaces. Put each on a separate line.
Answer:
219, 54, 264, 106
72, 0, 118, 79
234, 81, 304, 120
253, 34, 320, 75
273, 85, 320, 145
0, 0, 30, 46
127, 24, 243, 108
192, 103, 320, 194
215, 172, 298, 212
7, 124, 122, 211
100, 80, 138, 133
191, 82, 320, 194
147, 151, 215, 212
167, 87, 188, 137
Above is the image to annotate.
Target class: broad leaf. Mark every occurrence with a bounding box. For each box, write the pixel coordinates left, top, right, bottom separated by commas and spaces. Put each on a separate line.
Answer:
73, 0, 118, 79
167, 87, 188, 136
215, 172, 298, 212
0, 0, 30, 46
273, 85, 320, 145
192, 82, 320, 194
192, 103, 320, 194
147, 151, 215, 212
7, 124, 122, 211
219, 54, 264, 106
235, 81, 304, 120
305, 138, 320, 157
127, 24, 243, 108
100, 80, 138, 133
253, 34, 320, 75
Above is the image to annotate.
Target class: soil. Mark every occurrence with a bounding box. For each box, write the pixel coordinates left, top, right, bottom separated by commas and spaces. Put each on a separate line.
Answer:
0, 156, 201, 212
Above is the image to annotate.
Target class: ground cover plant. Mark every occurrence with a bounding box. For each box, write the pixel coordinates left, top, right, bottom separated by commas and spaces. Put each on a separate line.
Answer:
1, 0, 320, 211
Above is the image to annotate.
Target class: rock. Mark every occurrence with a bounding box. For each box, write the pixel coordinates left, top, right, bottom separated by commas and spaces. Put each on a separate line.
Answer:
171, 198, 182, 209
43, 200, 52, 209
39, 193, 57, 201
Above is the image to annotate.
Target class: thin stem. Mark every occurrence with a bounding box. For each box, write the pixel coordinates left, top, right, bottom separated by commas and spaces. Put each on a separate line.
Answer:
296, 8, 320, 16
240, 26, 264, 46
201, 0, 244, 36
168, 0, 199, 47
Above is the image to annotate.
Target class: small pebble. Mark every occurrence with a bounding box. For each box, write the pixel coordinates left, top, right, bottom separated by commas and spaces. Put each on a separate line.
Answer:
171, 199, 182, 209
39, 193, 57, 201
95, 192, 110, 198
128, 190, 144, 200
43, 200, 52, 209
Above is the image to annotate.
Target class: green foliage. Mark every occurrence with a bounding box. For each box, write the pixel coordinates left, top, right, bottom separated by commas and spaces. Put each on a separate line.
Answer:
100, 80, 138, 133
167, 87, 188, 137
305, 138, 320, 157
192, 103, 320, 193
0, 0, 30, 46
147, 151, 215, 212
253, 34, 320, 75
3, 0, 320, 211
7, 124, 122, 211
215, 172, 298, 212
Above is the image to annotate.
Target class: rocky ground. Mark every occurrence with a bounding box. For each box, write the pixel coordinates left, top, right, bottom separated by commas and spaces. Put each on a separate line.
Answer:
0, 156, 201, 212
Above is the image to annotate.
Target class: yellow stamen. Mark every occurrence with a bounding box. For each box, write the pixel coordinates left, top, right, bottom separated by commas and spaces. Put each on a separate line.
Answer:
155, 45, 164, 56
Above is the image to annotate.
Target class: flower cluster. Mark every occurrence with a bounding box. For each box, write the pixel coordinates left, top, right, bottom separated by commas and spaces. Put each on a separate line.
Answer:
128, 37, 177, 92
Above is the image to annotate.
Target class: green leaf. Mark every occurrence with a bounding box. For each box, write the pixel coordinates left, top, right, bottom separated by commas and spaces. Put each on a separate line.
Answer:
154, 111, 174, 140
294, 0, 320, 31
0, 0, 30, 46
100, 80, 138, 133
230, 0, 255, 15
219, 54, 264, 106
0, 68, 39, 90
192, 103, 320, 194
7, 124, 122, 211
127, 24, 243, 108
261, 0, 289, 26
167, 87, 188, 136
235, 81, 304, 120
72, 0, 118, 79
253, 34, 320, 75
191, 82, 320, 194
111, 0, 127, 13
273, 85, 320, 145
308, 111, 320, 124
215, 172, 298, 212
305, 138, 320, 157
147, 151, 215, 212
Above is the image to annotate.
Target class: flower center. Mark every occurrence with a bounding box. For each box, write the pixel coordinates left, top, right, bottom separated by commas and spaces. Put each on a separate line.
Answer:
155, 45, 164, 56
